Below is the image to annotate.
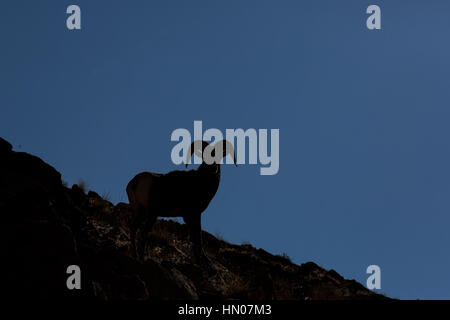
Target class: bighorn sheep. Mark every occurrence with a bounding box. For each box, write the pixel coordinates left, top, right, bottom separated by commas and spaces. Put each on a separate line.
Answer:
126, 140, 237, 261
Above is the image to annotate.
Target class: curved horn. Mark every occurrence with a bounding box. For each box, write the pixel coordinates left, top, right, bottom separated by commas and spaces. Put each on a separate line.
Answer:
213, 140, 238, 166
185, 140, 211, 168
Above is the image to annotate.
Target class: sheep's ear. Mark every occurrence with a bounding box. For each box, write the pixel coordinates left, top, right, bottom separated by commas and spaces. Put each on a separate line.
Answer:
186, 140, 208, 166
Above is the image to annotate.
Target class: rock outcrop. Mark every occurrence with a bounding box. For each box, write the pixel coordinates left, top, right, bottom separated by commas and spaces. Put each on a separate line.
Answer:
0, 138, 386, 300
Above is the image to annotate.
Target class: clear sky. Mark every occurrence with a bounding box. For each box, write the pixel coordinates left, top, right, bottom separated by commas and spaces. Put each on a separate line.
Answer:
2, 1, 450, 299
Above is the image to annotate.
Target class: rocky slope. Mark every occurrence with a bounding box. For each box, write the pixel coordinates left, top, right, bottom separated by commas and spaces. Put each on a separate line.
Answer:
0, 137, 385, 300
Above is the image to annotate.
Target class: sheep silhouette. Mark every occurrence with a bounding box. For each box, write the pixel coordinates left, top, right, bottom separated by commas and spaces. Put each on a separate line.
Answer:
126, 140, 237, 262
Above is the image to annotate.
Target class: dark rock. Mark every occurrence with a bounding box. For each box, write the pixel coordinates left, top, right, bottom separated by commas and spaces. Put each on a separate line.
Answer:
0, 137, 12, 154
70, 184, 86, 206
87, 190, 101, 199
1, 221, 89, 299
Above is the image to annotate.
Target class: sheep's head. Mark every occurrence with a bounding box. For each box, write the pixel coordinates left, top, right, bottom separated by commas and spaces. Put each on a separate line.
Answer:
186, 140, 237, 168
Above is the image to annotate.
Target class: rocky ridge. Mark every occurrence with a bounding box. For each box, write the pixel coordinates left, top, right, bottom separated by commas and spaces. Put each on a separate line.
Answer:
0, 137, 385, 300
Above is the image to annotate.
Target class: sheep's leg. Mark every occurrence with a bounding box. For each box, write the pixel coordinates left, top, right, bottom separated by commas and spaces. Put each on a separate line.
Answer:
185, 214, 208, 263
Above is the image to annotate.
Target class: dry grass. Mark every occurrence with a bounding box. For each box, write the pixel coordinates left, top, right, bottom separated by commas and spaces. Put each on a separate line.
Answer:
153, 225, 173, 241
77, 179, 88, 194
214, 231, 226, 242
101, 191, 112, 202
279, 252, 291, 262
226, 276, 249, 299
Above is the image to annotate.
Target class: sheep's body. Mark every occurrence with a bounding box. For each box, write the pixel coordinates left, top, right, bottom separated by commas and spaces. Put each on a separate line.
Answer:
126, 140, 234, 261
127, 167, 220, 219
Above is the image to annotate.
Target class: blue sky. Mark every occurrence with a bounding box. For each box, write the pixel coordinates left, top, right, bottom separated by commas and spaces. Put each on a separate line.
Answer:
1, 1, 450, 299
